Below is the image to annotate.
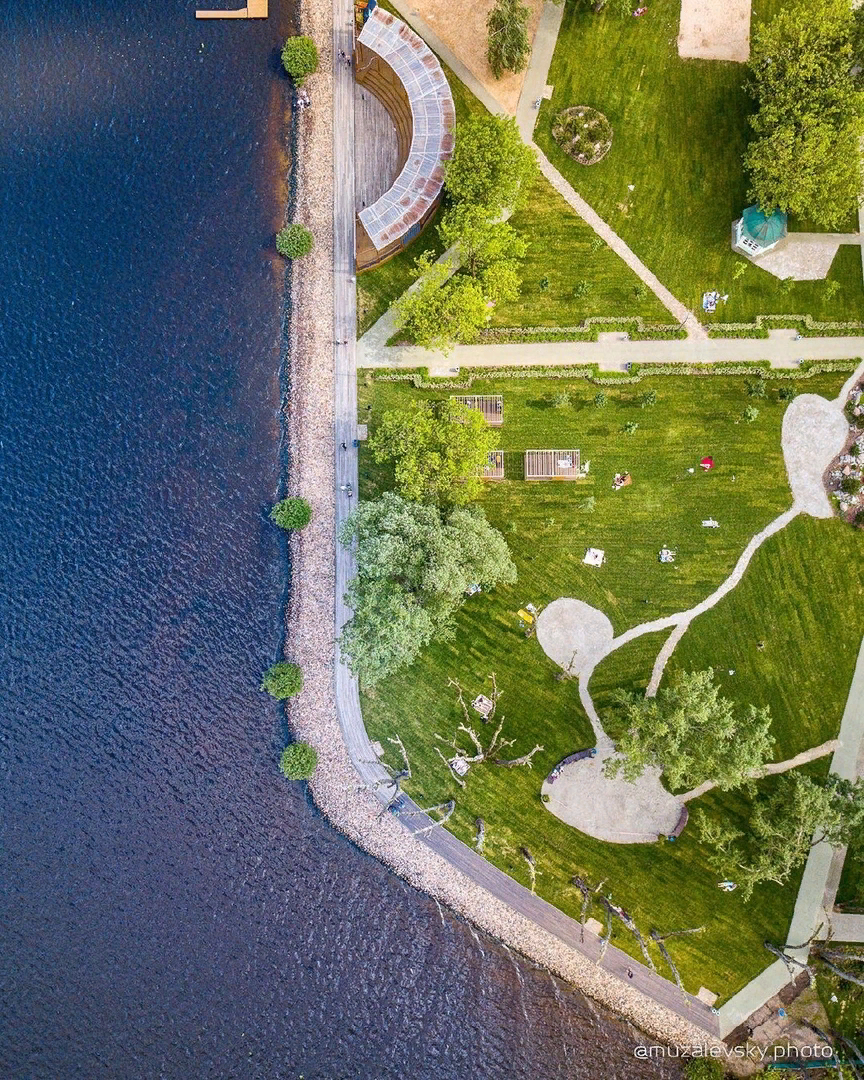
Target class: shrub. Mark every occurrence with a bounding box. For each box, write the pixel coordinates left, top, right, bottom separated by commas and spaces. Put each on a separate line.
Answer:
589, 235, 605, 252
573, 280, 592, 298
539, 276, 550, 291
281, 35, 319, 85
486, 0, 531, 79
622, 421, 639, 435
260, 662, 304, 699
276, 224, 314, 259
270, 496, 312, 530
640, 389, 657, 408
850, 442, 861, 456
825, 279, 842, 299
578, 495, 596, 512
279, 742, 318, 780
633, 283, 646, 299
552, 391, 570, 408
742, 405, 760, 423
841, 476, 862, 495
777, 386, 797, 402
594, 391, 608, 408
854, 508, 864, 527
746, 379, 767, 398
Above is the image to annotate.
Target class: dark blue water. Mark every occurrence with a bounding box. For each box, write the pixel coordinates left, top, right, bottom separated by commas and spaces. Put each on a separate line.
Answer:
0, 2, 681, 1076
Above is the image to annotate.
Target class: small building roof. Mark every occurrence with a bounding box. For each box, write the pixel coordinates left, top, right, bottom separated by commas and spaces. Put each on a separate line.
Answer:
740, 205, 787, 249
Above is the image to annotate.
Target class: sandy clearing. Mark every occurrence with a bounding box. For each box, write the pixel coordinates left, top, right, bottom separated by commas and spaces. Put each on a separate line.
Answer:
412, 0, 545, 113
677, 0, 751, 63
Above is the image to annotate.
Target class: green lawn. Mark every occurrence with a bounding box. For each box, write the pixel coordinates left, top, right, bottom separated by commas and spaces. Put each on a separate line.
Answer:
356, 368, 862, 1000
534, 0, 864, 327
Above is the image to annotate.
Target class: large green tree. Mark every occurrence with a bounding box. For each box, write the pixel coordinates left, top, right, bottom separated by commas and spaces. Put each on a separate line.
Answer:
369, 399, 499, 505
606, 668, 774, 792
486, 0, 531, 79
338, 493, 517, 686
698, 773, 864, 899
395, 257, 491, 352
443, 114, 537, 216
744, 0, 863, 229
438, 203, 528, 277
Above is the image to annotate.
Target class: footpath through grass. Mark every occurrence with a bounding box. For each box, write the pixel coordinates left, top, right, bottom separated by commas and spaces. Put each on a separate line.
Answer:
534, 0, 864, 327
356, 369, 860, 1000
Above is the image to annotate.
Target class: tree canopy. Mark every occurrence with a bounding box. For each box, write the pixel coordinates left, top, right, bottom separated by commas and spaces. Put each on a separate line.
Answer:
698, 773, 864, 899
486, 0, 531, 80
443, 114, 537, 216
338, 493, 516, 685
744, 0, 864, 229
279, 742, 318, 780
606, 668, 774, 792
438, 203, 528, 278
394, 258, 491, 352
369, 398, 499, 505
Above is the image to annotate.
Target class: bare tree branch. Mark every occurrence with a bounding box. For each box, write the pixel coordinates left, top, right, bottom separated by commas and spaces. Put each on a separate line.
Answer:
520, 847, 537, 894
494, 744, 544, 768
434, 746, 466, 788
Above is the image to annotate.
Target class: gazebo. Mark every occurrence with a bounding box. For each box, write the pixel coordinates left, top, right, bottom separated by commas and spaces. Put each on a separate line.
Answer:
732, 205, 788, 259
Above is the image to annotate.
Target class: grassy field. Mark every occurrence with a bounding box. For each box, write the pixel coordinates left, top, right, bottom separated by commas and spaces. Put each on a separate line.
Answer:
355, 368, 862, 999
534, 0, 864, 327
356, 16, 677, 336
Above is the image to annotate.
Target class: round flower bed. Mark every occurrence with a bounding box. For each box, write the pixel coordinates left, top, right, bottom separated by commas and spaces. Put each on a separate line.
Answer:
552, 106, 613, 165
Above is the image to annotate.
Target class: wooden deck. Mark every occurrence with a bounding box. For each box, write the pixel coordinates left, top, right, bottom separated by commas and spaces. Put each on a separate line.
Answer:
451, 394, 503, 426
354, 83, 400, 216
525, 449, 582, 479
196, 0, 267, 17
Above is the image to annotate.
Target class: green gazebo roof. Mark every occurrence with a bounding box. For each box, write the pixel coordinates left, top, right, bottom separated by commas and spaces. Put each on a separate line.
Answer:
741, 205, 788, 248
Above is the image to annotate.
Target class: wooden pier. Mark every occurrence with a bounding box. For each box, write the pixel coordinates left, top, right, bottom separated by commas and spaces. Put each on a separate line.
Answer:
196, 0, 267, 18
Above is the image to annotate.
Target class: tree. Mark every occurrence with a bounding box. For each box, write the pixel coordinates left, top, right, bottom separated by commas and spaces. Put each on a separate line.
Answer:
438, 204, 528, 277
369, 399, 499, 505
606, 668, 774, 791
486, 0, 531, 79
276, 224, 314, 259
338, 494, 517, 685
260, 661, 304, 699
395, 257, 491, 352
444, 114, 537, 215
744, 0, 864, 229
698, 773, 864, 899
742, 405, 760, 422
279, 742, 318, 779
281, 35, 319, 85
269, 496, 312, 530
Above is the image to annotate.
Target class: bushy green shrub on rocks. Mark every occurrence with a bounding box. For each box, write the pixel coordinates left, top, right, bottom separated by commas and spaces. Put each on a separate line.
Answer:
281, 35, 319, 85
279, 742, 318, 780
270, 496, 312, 530
276, 224, 314, 259
260, 662, 303, 699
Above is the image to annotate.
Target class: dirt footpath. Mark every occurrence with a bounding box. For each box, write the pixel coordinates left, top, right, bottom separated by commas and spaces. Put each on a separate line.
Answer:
413, 0, 545, 113
677, 0, 751, 63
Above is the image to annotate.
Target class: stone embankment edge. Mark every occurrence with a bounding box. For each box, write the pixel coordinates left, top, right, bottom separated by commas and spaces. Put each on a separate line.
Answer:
279, 0, 738, 1063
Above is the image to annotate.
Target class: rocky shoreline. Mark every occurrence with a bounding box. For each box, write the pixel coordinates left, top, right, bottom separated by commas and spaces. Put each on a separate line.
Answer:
279, 0, 734, 1060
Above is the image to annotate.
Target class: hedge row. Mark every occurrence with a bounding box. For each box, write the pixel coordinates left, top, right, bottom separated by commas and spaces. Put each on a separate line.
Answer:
370, 359, 859, 390
708, 313, 864, 338
477, 315, 686, 344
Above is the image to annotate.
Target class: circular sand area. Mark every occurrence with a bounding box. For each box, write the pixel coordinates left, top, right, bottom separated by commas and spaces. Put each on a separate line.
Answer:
536, 597, 614, 677
542, 753, 683, 844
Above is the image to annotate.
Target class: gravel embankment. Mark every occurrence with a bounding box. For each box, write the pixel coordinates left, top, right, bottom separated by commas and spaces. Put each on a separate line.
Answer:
280, 5, 740, 1060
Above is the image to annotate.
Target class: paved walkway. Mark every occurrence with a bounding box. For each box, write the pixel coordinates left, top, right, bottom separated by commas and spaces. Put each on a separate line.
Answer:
718, 637, 864, 1033
515, 0, 563, 141
359, 332, 864, 369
